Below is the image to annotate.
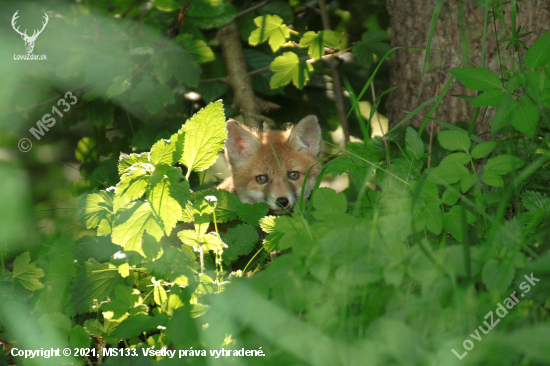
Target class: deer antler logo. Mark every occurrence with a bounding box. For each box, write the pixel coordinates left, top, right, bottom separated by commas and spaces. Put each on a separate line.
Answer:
11, 11, 49, 54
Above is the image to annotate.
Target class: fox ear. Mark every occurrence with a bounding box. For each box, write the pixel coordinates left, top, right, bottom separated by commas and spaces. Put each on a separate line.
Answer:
287, 115, 321, 156
225, 120, 262, 166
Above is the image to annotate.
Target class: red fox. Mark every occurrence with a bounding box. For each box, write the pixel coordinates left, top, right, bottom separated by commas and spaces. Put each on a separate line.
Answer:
218, 116, 322, 215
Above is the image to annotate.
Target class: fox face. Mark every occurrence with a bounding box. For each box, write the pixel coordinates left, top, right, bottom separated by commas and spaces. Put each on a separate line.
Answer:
219, 115, 322, 215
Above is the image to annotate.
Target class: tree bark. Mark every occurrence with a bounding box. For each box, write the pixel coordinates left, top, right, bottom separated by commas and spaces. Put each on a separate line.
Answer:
386, 0, 550, 136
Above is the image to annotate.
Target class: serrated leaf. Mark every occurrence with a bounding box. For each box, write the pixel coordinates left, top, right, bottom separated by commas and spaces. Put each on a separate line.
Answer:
484, 154, 525, 176
102, 284, 140, 319
187, 0, 236, 29
524, 30, 550, 69
405, 126, 424, 160
522, 191, 550, 213
429, 157, 470, 185
312, 188, 347, 220
69, 260, 121, 316
442, 183, 461, 205
482, 259, 515, 293
449, 68, 503, 90
178, 230, 226, 253
118, 153, 150, 175
471, 141, 497, 159
79, 191, 114, 235
181, 100, 227, 172
147, 165, 190, 236
471, 90, 509, 107
38, 313, 72, 337
192, 189, 241, 222
69, 325, 91, 349
249, 15, 290, 52
438, 130, 471, 152
112, 201, 164, 255
510, 96, 539, 138
175, 34, 215, 63
299, 30, 340, 60
221, 224, 259, 263
11, 252, 45, 291
269, 52, 312, 89
237, 202, 270, 226
114, 164, 152, 212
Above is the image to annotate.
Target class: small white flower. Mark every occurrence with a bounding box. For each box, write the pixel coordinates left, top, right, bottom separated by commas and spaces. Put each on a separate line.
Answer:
106, 186, 116, 192
205, 195, 217, 202
113, 251, 127, 259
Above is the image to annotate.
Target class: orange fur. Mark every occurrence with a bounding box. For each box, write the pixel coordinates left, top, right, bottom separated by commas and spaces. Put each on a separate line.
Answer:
218, 116, 322, 214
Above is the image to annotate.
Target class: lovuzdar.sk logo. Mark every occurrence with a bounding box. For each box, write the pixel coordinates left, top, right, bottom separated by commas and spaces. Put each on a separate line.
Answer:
12, 10, 48, 60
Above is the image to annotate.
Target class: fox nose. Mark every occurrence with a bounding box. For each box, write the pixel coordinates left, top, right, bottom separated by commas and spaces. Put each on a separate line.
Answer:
276, 197, 289, 207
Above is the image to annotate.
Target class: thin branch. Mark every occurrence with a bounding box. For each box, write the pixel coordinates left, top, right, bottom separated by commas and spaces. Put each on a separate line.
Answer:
235, 0, 276, 19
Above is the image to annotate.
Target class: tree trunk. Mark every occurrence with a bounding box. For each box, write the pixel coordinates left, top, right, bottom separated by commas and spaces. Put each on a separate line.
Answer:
386, 0, 550, 136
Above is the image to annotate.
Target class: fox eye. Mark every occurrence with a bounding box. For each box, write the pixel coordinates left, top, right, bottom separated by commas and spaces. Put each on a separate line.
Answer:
287, 171, 300, 180
256, 175, 268, 184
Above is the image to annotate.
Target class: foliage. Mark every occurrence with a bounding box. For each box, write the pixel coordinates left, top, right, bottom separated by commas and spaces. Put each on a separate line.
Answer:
1, 0, 550, 366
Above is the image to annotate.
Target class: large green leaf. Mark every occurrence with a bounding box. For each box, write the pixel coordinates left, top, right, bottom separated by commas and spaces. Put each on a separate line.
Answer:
510, 96, 539, 138
482, 259, 515, 293
110, 314, 169, 339
237, 202, 270, 227
524, 30, 550, 70
10, 252, 45, 291
438, 130, 471, 152
181, 100, 227, 173
471, 141, 497, 159
147, 165, 190, 236
113, 164, 152, 212
312, 188, 347, 220
449, 68, 503, 90
221, 224, 259, 263
69, 260, 121, 316
471, 90, 509, 107
405, 127, 424, 160
111, 201, 164, 254
192, 189, 241, 223
484, 154, 525, 176
79, 191, 114, 236
129, 75, 176, 114
299, 31, 340, 60
249, 15, 290, 52
270, 52, 313, 89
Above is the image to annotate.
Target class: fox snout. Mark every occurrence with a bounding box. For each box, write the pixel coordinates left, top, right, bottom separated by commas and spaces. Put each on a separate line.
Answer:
218, 115, 322, 215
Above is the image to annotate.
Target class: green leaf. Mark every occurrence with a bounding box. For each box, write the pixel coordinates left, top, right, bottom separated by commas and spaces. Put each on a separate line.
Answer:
507, 72, 525, 91
442, 183, 461, 205
428, 153, 470, 185
118, 152, 150, 175
438, 130, 471, 152
175, 34, 215, 63
110, 314, 169, 339
443, 206, 476, 242
299, 31, 340, 60
193, 189, 241, 223
69, 260, 121, 316
38, 313, 72, 338
482, 259, 515, 293
79, 191, 114, 235
312, 188, 347, 220
249, 15, 290, 52
187, 0, 236, 29
352, 30, 391, 68
112, 201, 164, 255
471, 90, 509, 106
449, 68, 503, 90
150, 136, 180, 166
405, 126, 424, 160
142, 232, 162, 260
269, 52, 313, 89
152, 45, 201, 87
147, 165, 190, 236
178, 230, 226, 253
491, 99, 518, 131
221, 224, 259, 263
129, 75, 175, 114
482, 172, 504, 187
484, 154, 525, 175
102, 284, 140, 319
461, 173, 478, 192
147, 246, 196, 283
113, 164, 152, 212
237, 202, 270, 226
471, 141, 497, 159
510, 96, 539, 138
524, 30, 550, 69
69, 325, 91, 349
151, 0, 179, 11
181, 100, 227, 173
425, 204, 443, 235
10, 252, 45, 291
